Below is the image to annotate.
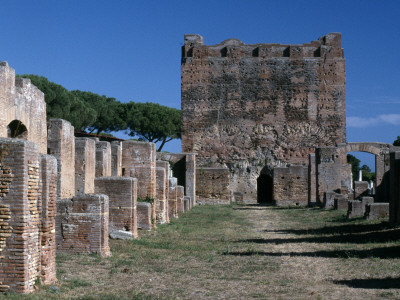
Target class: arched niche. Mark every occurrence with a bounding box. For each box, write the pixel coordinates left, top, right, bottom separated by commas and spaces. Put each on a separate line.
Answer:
7, 120, 28, 139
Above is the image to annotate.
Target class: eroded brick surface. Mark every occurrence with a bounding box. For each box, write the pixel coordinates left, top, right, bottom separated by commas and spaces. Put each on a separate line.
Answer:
181, 34, 346, 201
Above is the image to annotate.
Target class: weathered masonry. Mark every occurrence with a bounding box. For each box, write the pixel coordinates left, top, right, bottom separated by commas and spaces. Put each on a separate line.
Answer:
0, 61, 197, 294
181, 33, 346, 202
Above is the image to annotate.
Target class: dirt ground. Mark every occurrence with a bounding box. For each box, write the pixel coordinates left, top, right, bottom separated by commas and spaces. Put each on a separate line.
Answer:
2, 204, 400, 299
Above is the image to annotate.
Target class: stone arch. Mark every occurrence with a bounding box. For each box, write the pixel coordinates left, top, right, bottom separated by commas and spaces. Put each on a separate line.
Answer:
7, 120, 28, 139
341, 142, 394, 202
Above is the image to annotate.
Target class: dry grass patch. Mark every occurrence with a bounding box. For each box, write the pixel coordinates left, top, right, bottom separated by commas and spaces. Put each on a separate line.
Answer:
1, 204, 400, 299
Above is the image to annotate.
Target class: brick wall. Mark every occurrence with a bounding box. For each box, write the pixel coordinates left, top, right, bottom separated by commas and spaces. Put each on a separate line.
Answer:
181, 33, 346, 201
0, 62, 47, 154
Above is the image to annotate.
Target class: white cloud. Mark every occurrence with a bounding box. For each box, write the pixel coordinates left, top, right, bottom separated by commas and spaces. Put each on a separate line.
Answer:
347, 114, 400, 128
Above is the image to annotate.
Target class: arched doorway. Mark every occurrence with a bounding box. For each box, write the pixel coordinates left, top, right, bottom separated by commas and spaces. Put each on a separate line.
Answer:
7, 120, 28, 139
257, 174, 273, 204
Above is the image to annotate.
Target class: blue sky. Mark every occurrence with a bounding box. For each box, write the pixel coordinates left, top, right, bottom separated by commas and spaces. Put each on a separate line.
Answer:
1, 0, 399, 169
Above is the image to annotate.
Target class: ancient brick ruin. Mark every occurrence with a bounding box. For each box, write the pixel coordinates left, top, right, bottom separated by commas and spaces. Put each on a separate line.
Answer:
180, 32, 400, 224
0, 62, 197, 293
2, 30, 400, 294
182, 33, 346, 203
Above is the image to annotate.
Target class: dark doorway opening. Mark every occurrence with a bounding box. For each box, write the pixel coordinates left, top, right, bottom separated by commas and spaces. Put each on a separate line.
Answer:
257, 174, 273, 204
7, 120, 28, 139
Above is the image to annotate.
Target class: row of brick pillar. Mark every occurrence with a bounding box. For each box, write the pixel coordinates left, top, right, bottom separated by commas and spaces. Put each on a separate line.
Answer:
0, 118, 196, 294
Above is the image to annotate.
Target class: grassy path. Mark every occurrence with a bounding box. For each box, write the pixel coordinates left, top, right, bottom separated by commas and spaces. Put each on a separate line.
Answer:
2, 204, 400, 299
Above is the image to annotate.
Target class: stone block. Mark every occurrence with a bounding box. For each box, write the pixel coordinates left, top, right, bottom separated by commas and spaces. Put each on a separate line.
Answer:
137, 202, 152, 230
177, 185, 185, 213
365, 203, 389, 220
94, 177, 138, 238
334, 194, 348, 210
347, 200, 363, 218
184, 196, 191, 211
168, 177, 178, 219
323, 190, 339, 209
354, 181, 369, 199
75, 138, 96, 194
361, 196, 374, 214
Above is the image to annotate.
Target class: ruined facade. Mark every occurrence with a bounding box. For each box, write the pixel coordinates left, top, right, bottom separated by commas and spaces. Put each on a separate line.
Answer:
181, 33, 346, 202
0, 61, 197, 294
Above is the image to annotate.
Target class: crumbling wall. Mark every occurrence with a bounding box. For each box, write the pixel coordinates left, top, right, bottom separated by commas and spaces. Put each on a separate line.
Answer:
181, 33, 346, 201
0, 62, 47, 154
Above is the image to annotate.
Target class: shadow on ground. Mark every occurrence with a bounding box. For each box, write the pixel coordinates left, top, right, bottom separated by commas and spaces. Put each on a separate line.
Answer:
333, 277, 400, 289
223, 245, 400, 259
264, 222, 392, 235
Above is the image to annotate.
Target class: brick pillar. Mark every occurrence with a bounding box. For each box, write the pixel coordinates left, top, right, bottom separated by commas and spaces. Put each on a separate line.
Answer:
75, 138, 95, 194
122, 141, 156, 199
95, 141, 111, 177
47, 119, 75, 198
156, 161, 170, 223
95, 177, 138, 238
185, 153, 196, 206
156, 167, 167, 224
39, 154, 57, 284
169, 177, 178, 219
111, 141, 122, 176
0, 138, 41, 293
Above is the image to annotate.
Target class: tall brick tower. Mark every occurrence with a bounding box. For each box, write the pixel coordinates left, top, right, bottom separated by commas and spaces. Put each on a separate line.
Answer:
181, 33, 346, 202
